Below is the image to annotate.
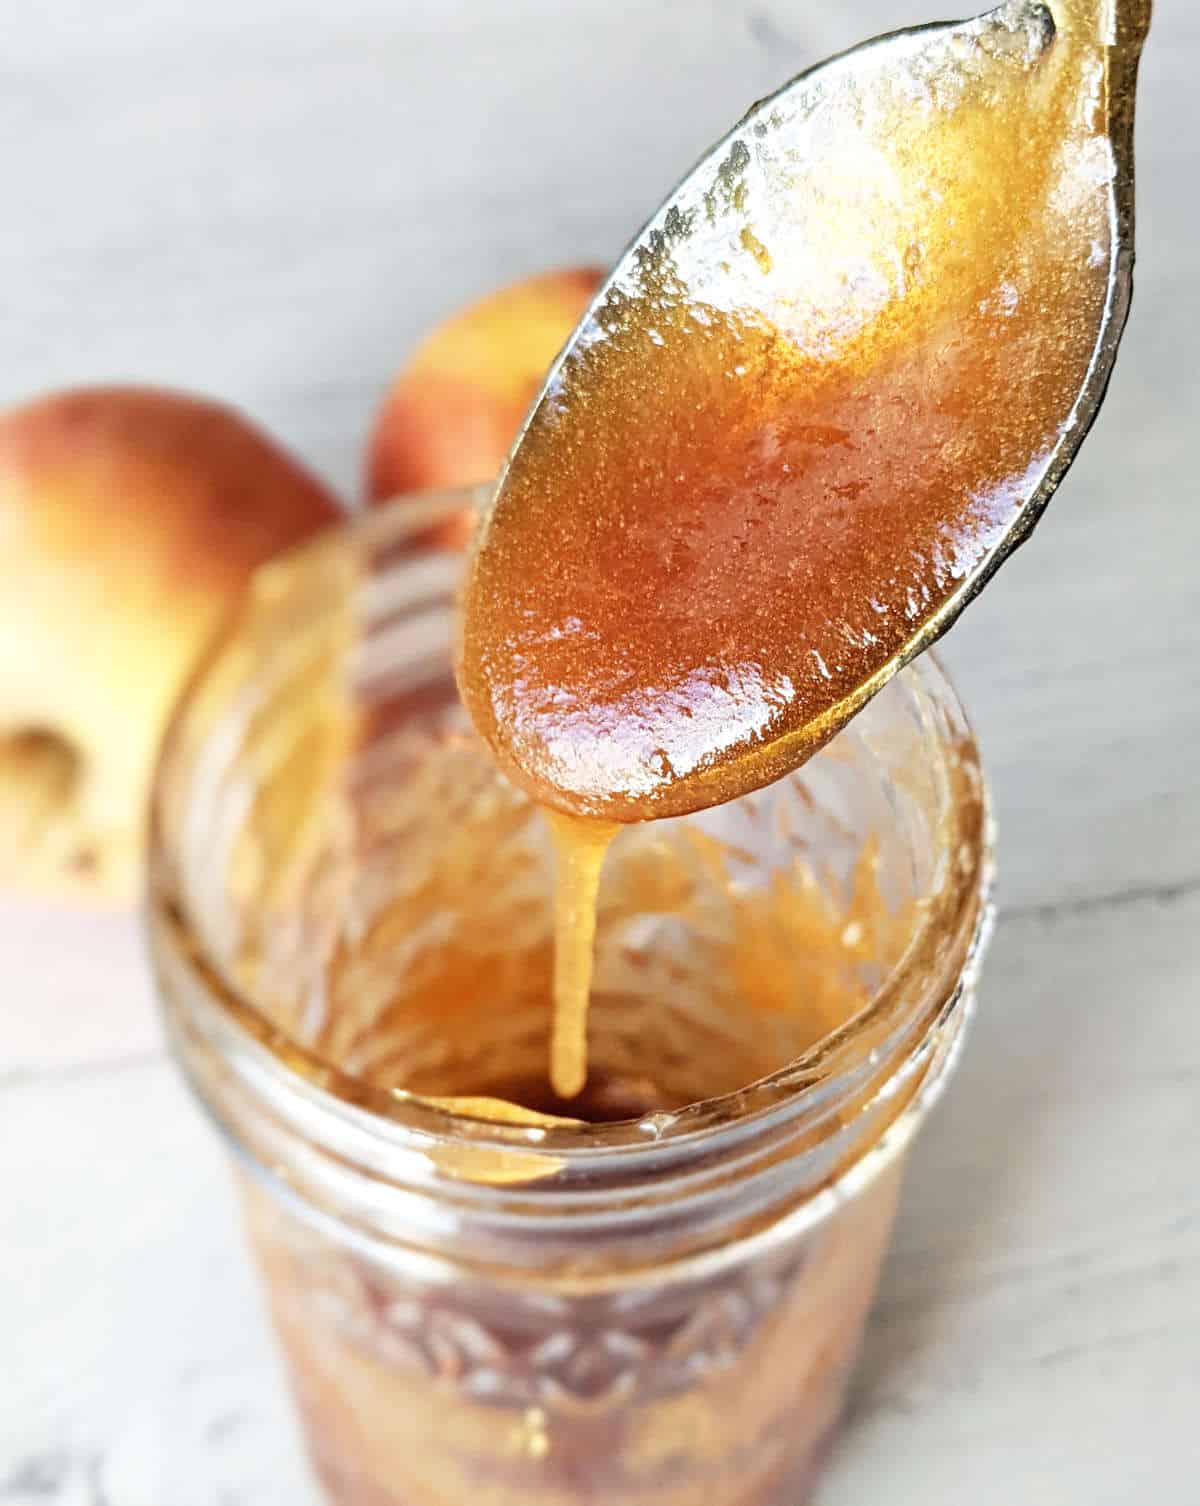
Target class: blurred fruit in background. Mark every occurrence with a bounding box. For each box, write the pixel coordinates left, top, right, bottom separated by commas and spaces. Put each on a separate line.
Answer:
364, 265, 603, 545
0, 387, 342, 904
0, 268, 602, 904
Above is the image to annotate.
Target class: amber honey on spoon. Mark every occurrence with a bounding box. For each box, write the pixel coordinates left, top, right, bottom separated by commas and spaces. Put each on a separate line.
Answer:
457, 0, 1149, 1098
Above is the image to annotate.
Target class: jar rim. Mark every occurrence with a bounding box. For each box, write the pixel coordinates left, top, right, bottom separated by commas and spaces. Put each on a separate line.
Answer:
146, 487, 994, 1170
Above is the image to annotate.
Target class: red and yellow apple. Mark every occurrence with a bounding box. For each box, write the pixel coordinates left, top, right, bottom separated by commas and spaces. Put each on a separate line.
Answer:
0, 386, 343, 902
365, 266, 603, 545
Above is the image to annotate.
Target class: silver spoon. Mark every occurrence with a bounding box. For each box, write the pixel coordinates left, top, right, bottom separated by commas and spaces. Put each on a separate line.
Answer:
460, 0, 1152, 821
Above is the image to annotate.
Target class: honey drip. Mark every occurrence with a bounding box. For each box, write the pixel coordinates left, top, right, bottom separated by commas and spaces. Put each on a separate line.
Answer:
229, 707, 926, 1125
545, 810, 618, 1097
459, 0, 1147, 1094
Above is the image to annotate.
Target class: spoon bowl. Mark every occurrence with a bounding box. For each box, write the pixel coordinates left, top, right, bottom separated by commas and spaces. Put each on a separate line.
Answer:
460, 0, 1151, 822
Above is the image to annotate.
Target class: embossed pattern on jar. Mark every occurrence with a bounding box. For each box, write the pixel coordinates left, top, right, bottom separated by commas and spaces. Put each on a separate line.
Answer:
242, 1155, 904, 1506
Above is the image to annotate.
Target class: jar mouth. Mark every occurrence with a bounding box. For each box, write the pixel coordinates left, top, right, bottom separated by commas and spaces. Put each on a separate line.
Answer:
147, 489, 994, 1166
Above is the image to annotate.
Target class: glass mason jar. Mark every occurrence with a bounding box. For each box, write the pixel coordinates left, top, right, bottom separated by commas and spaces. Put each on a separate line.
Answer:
147, 489, 992, 1506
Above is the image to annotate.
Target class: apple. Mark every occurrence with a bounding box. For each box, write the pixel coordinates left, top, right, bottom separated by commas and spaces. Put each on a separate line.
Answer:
0, 386, 343, 902
364, 265, 603, 545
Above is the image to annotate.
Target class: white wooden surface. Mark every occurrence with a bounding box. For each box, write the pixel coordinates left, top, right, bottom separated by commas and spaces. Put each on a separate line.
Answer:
2, 2, 1198, 1502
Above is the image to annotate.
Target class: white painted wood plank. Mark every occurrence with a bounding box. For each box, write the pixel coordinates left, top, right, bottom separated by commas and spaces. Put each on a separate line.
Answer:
0, 1061, 315, 1506
3, 889, 1197, 1503
0, 900, 161, 1079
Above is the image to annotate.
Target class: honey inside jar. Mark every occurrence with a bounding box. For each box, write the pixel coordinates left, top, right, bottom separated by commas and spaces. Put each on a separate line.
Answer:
458, 0, 1148, 1093
275, 705, 922, 1128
